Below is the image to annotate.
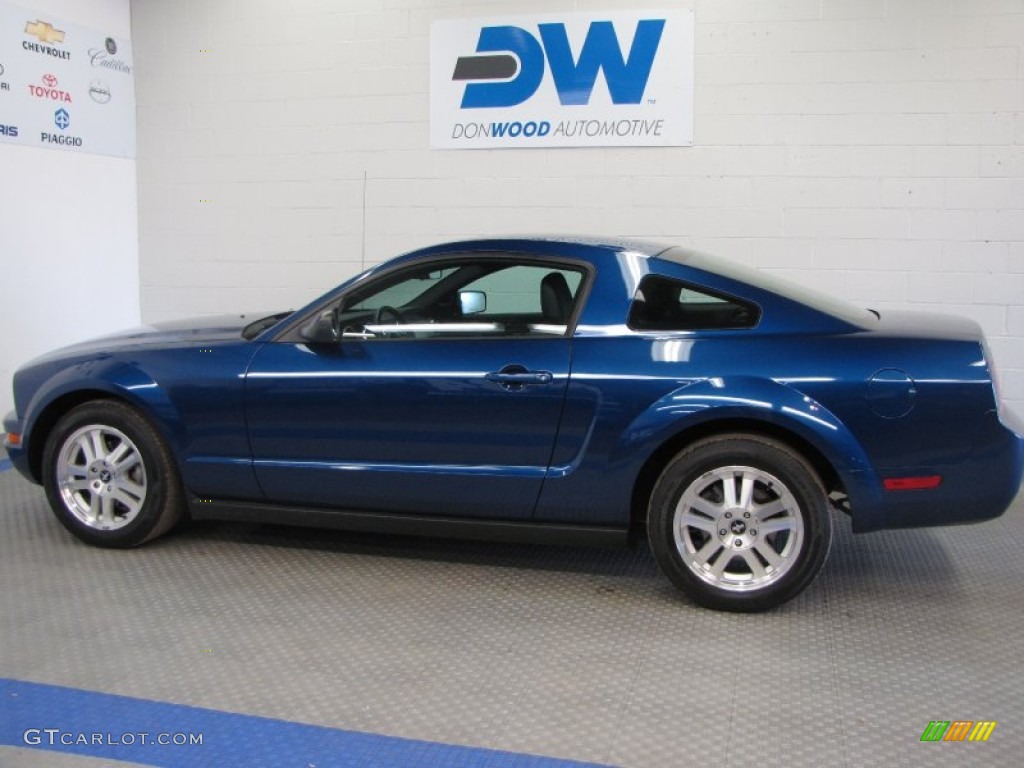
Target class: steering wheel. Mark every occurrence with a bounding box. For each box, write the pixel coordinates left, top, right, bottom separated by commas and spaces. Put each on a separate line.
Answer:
374, 305, 405, 325
371, 305, 412, 339
374, 309, 405, 325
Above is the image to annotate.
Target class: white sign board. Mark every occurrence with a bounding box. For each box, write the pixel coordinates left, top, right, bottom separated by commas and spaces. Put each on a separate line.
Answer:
0, 1, 136, 158
431, 10, 693, 149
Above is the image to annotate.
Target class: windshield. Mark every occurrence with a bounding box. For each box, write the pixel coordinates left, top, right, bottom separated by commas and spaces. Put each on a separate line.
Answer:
660, 247, 878, 328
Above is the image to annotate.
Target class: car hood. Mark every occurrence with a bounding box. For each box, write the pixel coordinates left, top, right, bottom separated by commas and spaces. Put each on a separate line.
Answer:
24, 312, 280, 365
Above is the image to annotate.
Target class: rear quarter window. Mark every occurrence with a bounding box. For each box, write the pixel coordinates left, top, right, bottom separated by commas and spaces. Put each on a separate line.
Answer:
628, 275, 760, 331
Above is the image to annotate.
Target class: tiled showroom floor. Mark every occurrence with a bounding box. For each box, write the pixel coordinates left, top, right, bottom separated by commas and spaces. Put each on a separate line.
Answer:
0, 464, 1020, 767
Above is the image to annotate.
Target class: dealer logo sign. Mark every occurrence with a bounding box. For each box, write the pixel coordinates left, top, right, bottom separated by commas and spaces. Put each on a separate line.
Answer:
430, 10, 693, 149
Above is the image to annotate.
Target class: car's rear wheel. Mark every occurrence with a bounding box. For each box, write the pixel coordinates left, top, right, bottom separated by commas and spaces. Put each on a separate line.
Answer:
648, 434, 832, 612
42, 401, 184, 547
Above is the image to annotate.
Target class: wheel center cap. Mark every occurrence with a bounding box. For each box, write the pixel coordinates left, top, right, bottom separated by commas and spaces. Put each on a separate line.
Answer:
730, 519, 747, 535
99, 469, 112, 483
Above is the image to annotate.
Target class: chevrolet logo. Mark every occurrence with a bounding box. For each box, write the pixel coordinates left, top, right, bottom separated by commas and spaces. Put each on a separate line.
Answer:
25, 20, 65, 45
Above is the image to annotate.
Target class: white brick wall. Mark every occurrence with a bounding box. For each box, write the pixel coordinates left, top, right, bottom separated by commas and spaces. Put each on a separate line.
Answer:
133, 0, 1024, 413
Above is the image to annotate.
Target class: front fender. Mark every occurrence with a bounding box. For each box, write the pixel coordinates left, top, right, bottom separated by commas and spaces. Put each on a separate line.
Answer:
618, 376, 885, 530
16, 357, 186, 481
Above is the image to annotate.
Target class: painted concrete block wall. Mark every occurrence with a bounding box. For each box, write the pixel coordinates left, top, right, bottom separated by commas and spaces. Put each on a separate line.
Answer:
132, 0, 1024, 413
0, 0, 138, 419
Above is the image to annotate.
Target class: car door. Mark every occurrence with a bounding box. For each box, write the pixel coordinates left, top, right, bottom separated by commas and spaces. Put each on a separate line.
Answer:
243, 256, 587, 520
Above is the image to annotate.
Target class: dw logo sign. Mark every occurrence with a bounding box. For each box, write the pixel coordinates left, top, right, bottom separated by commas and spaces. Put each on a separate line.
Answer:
454, 20, 665, 108
431, 11, 694, 149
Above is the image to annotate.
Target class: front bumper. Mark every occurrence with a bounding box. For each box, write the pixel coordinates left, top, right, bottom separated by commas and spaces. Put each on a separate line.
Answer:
3, 410, 32, 481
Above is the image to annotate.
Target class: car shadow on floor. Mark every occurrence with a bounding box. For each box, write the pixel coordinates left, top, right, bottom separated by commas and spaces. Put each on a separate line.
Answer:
170, 509, 965, 611
175, 518, 661, 579
816, 517, 966, 612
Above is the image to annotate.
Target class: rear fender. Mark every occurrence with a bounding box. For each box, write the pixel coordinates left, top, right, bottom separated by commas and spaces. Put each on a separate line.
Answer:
618, 376, 885, 530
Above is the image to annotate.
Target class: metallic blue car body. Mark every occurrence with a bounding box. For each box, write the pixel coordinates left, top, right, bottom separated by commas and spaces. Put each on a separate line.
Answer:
5, 237, 1023, 545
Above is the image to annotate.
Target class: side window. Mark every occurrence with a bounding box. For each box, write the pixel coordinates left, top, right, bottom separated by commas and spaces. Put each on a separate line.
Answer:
461, 266, 582, 319
348, 268, 458, 313
327, 258, 585, 340
628, 275, 759, 331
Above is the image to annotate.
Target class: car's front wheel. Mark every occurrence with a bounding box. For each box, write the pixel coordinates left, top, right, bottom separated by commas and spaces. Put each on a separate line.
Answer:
648, 434, 832, 612
42, 401, 184, 547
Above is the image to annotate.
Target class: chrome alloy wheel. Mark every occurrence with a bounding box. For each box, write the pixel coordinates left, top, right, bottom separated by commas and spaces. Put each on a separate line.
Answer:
55, 424, 148, 531
673, 465, 804, 592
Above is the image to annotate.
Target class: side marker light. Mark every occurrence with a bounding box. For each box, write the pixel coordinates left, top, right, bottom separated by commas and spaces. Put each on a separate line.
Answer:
883, 475, 942, 491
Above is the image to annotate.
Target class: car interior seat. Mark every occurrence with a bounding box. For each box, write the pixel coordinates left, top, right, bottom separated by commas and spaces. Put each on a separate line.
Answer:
540, 272, 574, 324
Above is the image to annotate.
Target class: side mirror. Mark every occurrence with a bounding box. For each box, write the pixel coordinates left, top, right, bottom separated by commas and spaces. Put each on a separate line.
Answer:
459, 290, 486, 316
299, 309, 339, 343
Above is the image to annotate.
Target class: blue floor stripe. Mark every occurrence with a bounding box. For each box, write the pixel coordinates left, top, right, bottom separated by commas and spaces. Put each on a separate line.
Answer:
1, 679, 614, 768
0, 458, 12, 472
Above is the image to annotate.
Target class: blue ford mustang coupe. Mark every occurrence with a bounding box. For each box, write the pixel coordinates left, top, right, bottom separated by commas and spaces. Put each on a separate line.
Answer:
5, 237, 1023, 611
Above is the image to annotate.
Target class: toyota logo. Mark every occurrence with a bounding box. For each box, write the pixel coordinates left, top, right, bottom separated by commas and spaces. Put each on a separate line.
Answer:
42, 73, 57, 87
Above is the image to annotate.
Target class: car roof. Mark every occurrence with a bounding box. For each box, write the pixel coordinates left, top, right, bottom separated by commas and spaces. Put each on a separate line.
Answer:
411, 235, 674, 259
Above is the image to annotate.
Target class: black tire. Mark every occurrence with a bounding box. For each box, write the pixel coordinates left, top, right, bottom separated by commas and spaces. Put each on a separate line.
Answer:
648, 434, 832, 612
41, 400, 184, 548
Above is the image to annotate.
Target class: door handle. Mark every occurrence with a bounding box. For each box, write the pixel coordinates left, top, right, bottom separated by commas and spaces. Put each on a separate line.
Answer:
485, 367, 554, 389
